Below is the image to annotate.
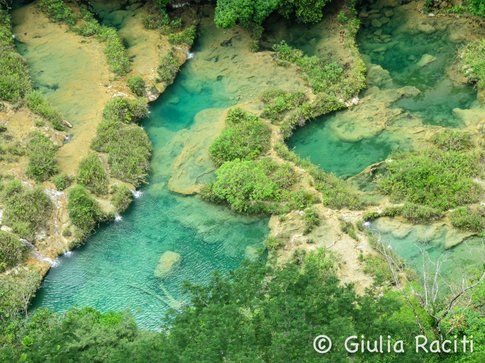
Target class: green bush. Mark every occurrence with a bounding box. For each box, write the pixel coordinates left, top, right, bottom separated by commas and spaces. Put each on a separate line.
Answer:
26, 132, 59, 182
203, 158, 300, 214
379, 149, 480, 211
92, 119, 151, 186
50, 173, 71, 191
339, 219, 358, 240
264, 236, 285, 250
460, 39, 484, 90
450, 207, 484, 233
77, 154, 109, 195
168, 25, 196, 46
38, 0, 76, 26
0, 52, 32, 103
67, 184, 103, 236
209, 109, 271, 166
158, 50, 179, 84
0, 231, 27, 272
127, 76, 146, 97
103, 97, 148, 123
111, 184, 133, 213
261, 90, 307, 122
467, 0, 485, 16
99, 27, 130, 76
2, 180, 52, 240
303, 208, 320, 234
26, 91, 64, 130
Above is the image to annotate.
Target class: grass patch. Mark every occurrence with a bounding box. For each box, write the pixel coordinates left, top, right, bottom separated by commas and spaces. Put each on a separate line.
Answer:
158, 50, 179, 84
77, 154, 109, 196
26, 132, 59, 182
379, 149, 480, 211
260, 89, 307, 122
1, 179, 52, 241
450, 207, 484, 233
460, 39, 484, 90
103, 97, 148, 124
111, 184, 133, 213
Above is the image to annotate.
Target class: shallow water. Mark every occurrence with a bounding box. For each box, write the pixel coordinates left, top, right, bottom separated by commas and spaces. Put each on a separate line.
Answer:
288, 2, 477, 177
32, 22, 270, 329
369, 221, 484, 288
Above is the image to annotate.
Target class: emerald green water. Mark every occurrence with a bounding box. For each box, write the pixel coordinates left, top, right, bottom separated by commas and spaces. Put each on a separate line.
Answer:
288, 2, 477, 177
32, 31, 269, 329
368, 221, 484, 287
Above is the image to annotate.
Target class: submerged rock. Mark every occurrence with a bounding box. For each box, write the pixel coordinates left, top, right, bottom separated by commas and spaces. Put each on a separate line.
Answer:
416, 54, 436, 67
154, 251, 181, 278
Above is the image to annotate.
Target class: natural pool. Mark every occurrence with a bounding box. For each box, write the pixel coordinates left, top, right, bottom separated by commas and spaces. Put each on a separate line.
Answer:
31, 25, 270, 329
289, 1, 478, 177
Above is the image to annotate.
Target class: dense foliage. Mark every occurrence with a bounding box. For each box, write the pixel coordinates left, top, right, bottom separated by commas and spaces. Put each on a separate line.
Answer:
0, 10, 31, 103
103, 97, 148, 124
77, 154, 109, 195
0, 231, 27, 273
127, 75, 146, 97
460, 39, 485, 91
210, 108, 271, 166
202, 157, 314, 214
6, 251, 481, 361
214, 0, 332, 28
1, 179, 52, 240
379, 149, 480, 211
92, 97, 151, 186
450, 206, 484, 233
26, 132, 59, 182
67, 184, 104, 237
111, 183, 133, 213
158, 50, 180, 84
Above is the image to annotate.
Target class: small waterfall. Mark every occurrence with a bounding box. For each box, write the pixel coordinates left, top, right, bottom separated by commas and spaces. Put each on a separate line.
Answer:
187, 51, 194, 59
63, 251, 73, 257
20, 239, 59, 267
115, 214, 123, 222
132, 190, 143, 199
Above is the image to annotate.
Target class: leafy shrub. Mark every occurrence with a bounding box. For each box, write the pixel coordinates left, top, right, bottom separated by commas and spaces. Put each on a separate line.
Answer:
158, 50, 179, 84
339, 219, 358, 240
0, 231, 27, 272
0, 52, 31, 103
168, 25, 196, 46
26, 132, 59, 182
261, 90, 307, 122
111, 184, 133, 213
460, 39, 484, 90
432, 130, 473, 151
38, 0, 76, 26
2, 179, 52, 240
77, 154, 109, 195
209, 109, 271, 166
303, 208, 320, 234
98, 27, 130, 76
92, 119, 151, 186
467, 0, 485, 16
451, 207, 484, 233
264, 236, 285, 250
203, 158, 300, 214
205, 159, 279, 214
26, 91, 64, 130
379, 149, 480, 211
127, 76, 146, 97
103, 97, 148, 124
67, 184, 103, 236
50, 173, 71, 191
